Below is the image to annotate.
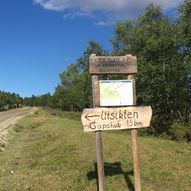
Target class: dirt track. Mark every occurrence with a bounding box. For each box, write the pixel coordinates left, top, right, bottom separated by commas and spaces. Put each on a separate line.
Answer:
0, 107, 36, 149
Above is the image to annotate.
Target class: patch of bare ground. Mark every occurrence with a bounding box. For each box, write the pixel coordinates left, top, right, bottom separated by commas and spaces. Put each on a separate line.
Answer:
0, 107, 37, 151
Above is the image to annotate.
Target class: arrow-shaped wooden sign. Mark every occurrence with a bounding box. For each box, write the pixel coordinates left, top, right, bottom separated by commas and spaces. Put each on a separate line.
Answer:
81, 106, 152, 132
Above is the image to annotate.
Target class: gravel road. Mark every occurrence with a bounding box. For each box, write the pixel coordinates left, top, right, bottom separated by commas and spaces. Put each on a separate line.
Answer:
0, 107, 36, 149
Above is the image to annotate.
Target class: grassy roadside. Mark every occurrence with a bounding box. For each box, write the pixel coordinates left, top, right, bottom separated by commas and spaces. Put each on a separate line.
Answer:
0, 109, 191, 191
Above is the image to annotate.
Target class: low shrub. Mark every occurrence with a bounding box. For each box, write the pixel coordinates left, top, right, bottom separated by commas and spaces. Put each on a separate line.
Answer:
49, 109, 81, 121
14, 124, 24, 133
169, 121, 191, 142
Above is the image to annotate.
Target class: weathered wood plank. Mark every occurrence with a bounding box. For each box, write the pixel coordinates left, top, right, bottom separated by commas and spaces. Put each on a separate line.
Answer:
81, 106, 152, 132
96, 131, 105, 191
92, 75, 106, 191
92, 75, 100, 107
131, 129, 141, 191
89, 54, 137, 74
128, 74, 142, 191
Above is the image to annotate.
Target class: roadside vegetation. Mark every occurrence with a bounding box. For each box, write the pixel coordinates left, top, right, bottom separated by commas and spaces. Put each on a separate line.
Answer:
0, 108, 191, 191
22, 2, 191, 141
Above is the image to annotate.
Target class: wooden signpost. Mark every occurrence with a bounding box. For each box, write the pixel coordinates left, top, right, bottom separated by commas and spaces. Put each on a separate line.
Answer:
81, 54, 152, 191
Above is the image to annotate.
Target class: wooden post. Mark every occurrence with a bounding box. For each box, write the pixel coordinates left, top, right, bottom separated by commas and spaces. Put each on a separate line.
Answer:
131, 129, 141, 191
92, 75, 106, 191
96, 131, 105, 191
128, 75, 141, 191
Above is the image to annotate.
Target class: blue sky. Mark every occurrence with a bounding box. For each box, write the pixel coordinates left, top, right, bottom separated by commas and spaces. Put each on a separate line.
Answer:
0, 0, 183, 97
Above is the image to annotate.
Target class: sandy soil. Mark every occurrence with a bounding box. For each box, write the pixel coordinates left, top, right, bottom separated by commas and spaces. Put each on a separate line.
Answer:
0, 107, 36, 150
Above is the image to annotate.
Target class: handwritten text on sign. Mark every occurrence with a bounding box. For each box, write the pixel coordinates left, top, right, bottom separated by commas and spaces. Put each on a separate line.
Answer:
81, 106, 152, 132
89, 55, 137, 74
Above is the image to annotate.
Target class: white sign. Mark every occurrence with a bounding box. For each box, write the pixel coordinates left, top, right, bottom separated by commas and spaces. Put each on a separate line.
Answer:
100, 80, 134, 106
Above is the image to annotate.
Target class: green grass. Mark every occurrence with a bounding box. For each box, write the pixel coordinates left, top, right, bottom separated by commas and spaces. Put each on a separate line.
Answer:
0, 109, 191, 191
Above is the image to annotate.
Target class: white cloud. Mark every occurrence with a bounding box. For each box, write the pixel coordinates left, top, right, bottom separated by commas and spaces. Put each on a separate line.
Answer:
34, 0, 183, 24
63, 11, 89, 19
94, 20, 114, 26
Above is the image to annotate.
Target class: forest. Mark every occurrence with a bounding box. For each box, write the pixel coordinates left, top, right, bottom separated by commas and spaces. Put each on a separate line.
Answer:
1, 2, 191, 140
0, 91, 22, 111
